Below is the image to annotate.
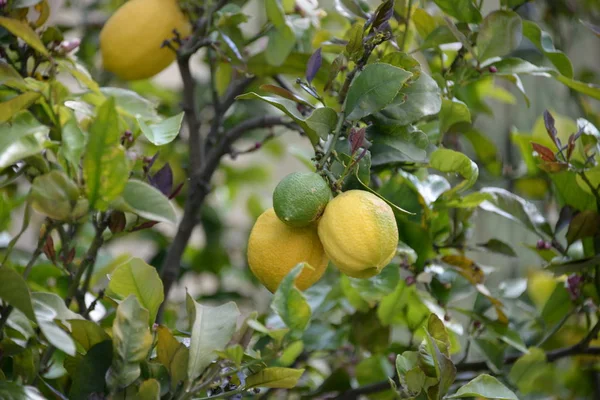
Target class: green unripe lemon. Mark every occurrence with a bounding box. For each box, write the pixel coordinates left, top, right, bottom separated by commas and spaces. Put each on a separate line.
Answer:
273, 172, 332, 227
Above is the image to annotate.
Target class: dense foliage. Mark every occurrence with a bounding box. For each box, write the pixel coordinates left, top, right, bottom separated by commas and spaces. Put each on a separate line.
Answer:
1, 0, 600, 399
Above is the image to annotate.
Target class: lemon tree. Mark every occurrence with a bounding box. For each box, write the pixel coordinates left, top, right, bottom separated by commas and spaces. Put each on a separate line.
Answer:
1, 0, 600, 399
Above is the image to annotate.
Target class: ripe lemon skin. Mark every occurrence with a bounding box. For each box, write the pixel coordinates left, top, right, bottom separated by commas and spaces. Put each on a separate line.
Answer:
248, 208, 329, 292
100, 0, 191, 81
318, 190, 398, 279
273, 172, 331, 228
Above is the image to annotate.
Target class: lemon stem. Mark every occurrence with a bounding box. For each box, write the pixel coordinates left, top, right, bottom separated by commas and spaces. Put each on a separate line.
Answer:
318, 111, 345, 170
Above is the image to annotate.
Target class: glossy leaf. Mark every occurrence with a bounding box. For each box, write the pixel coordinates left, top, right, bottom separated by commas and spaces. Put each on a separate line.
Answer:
476, 11, 523, 62
30, 171, 82, 221
0, 17, 49, 57
432, 0, 481, 23
69, 319, 110, 352
479, 187, 552, 236
0, 92, 42, 123
271, 264, 312, 331
306, 107, 338, 140
68, 340, 113, 400
0, 111, 49, 172
96, 87, 159, 121
523, 21, 573, 78
0, 381, 45, 400
344, 63, 412, 120
266, 23, 295, 67
448, 374, 518, 399
429, 148, 478, 194
439, 99, 471, 134
60, 117, 86, 169
566, 210, 600, 245
113, 180, 176, 224
138, 112, 184, 146
83, 97, 129, 210
236, 92, 319, 144
554, 74, 600, 100
107, 295, 153, 389
137, 379, 160, 400
368, 124, 429, 165
186, 296, 240, 381
32, 292, 78, 356
156, 325, 189, 387
246, 367, 305, 389
376, 72, 441, 126
0, 266, 35, 320
107, 257, 164, 325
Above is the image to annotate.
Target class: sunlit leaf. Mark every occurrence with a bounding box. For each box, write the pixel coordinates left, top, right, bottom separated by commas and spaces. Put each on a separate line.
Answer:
246, 367, 304, 389
448, 374, 518, 399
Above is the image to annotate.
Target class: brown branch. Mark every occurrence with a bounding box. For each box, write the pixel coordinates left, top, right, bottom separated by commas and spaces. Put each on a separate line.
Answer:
64, 214, 109, 308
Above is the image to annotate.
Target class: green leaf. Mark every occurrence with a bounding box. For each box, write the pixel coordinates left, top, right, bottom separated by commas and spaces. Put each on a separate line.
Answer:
60, 116, 86, 169
554, 74, 600, 100
419, 330, 456, 398
186, 296, 240, 381
83, 97, 129, 210
138, 112, 184, 146
113, 180, 176, 224
107, 257, 164, 325
266, 23, 296, 67
476, 10, 523, 62
448, 374, 518, 399
246, 367, 304, 389
107, 295, 153, 389
477, 239, 517, 257
376, 72, 441, 126
432, 0, 481, 23
540, 284, 573, 325
508, 348, 550, 394
356, 356, 394, 399
485, 57, 553, 76
0, 381, 45, 400
523, 21, 573, 78
32, 292, 78, 356
215, 344, 244, 367
30, 171, 83, 221
345, 63, 412, 120
266, 0, 286, 28
0, 17, 49, 57
97, 87, 159, 121
429, 148, 478, 194
472, 339, 505, 373
463, 129, 502, 176
479, 187, 552, 236
156, 325, 188, 388
345, 23, 364, 61
68, 340, 113, 400
69, 319, 110, 352
368, 124, 429, 165
0, 92, 42, 123
271, 264, 312, 331
566, 210, 600, 245
277, 340, 304, 367
236, 92, 319, 145
305, 107, 338, 140
0, 266, 35, 320
377, 280, 426, 327
0, 111, 49, 172
439, 99, 471, 134
137, 379, 160, 400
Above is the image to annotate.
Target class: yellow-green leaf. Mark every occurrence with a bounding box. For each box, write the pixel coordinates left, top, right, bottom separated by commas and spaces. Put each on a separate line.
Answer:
0, 17, 49, 57
245, 367, 305, 389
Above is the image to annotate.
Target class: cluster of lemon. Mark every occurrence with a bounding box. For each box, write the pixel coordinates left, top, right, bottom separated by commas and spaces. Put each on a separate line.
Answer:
248, 172, 399, 292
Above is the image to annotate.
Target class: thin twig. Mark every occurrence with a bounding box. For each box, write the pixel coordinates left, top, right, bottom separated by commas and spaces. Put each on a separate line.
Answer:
400, 0, 414, 52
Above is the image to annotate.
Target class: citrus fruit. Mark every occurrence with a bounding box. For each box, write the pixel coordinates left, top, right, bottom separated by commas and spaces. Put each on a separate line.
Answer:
247, 208, 329, 292
100, 0, 191, 81
273, 172, 331, 227
318, 190, 398, 279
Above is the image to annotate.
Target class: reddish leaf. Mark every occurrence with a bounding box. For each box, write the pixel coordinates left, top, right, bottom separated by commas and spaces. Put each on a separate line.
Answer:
43, 235, 56, 262
348, 127, 366, 155
306, 47, 322, 84
531, 142, 556, 162
109, 211, 127, 234
370, 0, 394, 32
149, 163, 174, 196
543, 109, 558, 147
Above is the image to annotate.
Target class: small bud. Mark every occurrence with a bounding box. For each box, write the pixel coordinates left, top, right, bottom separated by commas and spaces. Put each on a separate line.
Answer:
57, 38, 80, 54
488, 65, 498, 73
109, 211, 126, 234
254, 142, 262, 150
253, 388, 261, 394
387, 353, 396, 364
444, 313, 451, 322
473, 320, 482, 329
152, 323, 159, 331
567, 274, 583, 301
536, 239, 551, 250
405, 276, 416, 286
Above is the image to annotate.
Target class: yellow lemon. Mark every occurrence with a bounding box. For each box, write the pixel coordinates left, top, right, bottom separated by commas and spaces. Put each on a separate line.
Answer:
247, 208, 329, 292
100, 0, 191, 81
318, 190, 398, 279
